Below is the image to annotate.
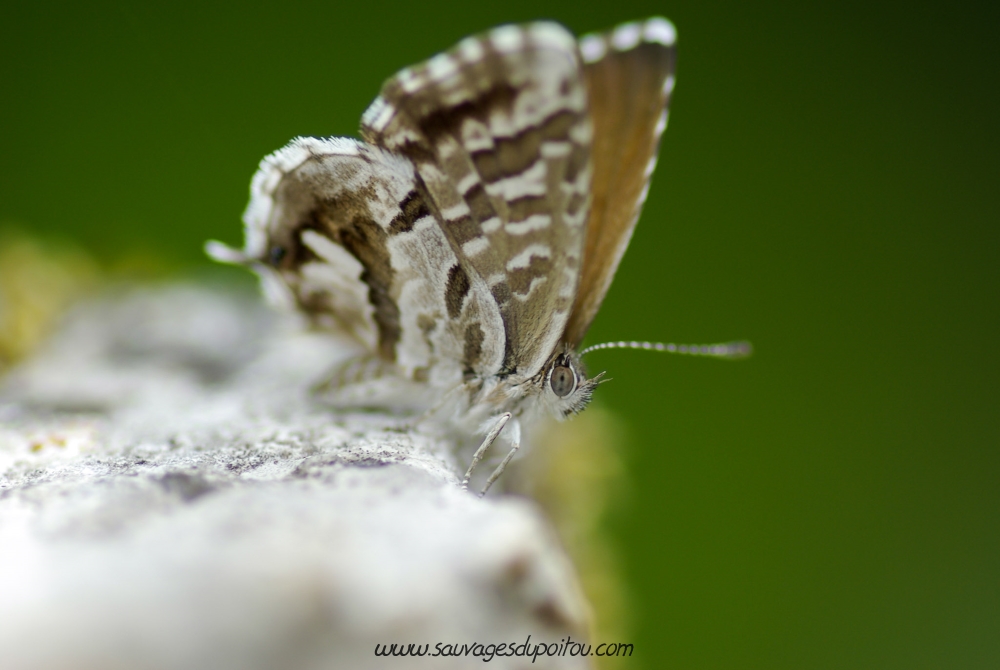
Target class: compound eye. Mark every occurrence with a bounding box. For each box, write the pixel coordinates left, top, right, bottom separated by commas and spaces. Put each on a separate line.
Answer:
268, 245, 287, 266
550, 365, 576, 397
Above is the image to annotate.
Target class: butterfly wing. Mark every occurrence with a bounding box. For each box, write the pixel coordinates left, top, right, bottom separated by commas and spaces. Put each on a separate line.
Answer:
361, 22, 592, 380
217, 19, 675, 391
220, 135, 507, 387
561, 18, 678, 347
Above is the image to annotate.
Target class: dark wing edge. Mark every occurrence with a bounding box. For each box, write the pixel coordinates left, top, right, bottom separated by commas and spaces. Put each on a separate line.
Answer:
561, 18, 678, 347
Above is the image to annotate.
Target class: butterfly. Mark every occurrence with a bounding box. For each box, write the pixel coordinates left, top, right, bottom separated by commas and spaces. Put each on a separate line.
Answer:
207, 17, 749, 494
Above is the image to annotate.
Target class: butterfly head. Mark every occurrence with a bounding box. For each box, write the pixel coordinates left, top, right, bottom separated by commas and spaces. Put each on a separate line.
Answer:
536, 347, 606, 419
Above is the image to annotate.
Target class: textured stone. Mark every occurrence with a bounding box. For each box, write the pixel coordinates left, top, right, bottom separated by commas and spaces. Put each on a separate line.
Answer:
0, 284, 591, 670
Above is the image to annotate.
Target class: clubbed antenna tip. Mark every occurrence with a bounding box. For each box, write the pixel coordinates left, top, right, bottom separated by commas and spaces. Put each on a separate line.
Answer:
579, 340, 753, 359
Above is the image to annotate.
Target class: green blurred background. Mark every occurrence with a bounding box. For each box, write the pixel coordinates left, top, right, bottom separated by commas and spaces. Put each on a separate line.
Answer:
3, 0, 998, 667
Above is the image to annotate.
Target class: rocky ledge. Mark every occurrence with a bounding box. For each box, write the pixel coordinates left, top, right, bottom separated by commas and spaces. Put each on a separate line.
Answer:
0, 284, 591, 670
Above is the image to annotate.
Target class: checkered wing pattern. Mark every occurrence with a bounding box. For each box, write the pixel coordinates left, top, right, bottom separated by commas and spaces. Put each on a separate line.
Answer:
361, 22, 592, 380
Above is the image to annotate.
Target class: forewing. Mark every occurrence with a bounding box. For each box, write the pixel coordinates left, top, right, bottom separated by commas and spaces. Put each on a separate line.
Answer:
361, 22, 591, 379
561, 18, 677, 347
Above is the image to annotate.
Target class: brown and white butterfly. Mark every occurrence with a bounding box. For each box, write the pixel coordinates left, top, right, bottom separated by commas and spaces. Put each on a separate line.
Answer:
207, 17, 748, 494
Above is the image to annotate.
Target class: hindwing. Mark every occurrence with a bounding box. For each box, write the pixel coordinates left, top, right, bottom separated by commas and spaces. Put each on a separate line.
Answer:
234, 136, 505, 387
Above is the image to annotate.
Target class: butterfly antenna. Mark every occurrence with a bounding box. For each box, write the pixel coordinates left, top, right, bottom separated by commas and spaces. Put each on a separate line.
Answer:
580, 340, 752, 359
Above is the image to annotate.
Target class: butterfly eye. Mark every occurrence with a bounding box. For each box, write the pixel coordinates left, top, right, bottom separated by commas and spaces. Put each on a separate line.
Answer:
268, 245, 287, 266
550, 365, 576, 397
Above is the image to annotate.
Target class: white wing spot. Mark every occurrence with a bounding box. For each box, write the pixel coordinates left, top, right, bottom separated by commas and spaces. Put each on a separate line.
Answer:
441, 201, 471, 220
460, 117, 495, 153
481, 217, 502, 233
397, 67, 424, 94
456, 171, 480, 195
638, 182, 651, 205
506, 243, 551, 271
487, 109, 516, 138
490, 25, 525, 52
486, 160, 547, 200
361, 96, 384, 129
436, 138, 460, 159
505, 215, 550, 235
458, 36, 485, 63
655, 109, 668, 136
611, 22, 642, 51
540, 141, 572, 158
663, 74, 676, 96
527, 22, 577, 51
643, 17, 677, 46
579, 34, 606, 63
362, 96, 396, 132
644, 156, 658, 178
426, 53, 459, 82
462, 236, 490, 257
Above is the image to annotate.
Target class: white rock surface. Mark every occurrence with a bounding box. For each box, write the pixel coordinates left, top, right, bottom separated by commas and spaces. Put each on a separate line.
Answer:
0, 284, 592, 670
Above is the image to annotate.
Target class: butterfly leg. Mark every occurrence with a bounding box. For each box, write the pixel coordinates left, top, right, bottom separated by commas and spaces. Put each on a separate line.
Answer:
479, 418, 522, 497
460, 412, 510, 491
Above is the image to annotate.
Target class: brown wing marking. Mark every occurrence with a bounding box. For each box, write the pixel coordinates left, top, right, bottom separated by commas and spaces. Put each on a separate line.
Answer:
361, 22, 591, 379
239, 136, 472, 383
